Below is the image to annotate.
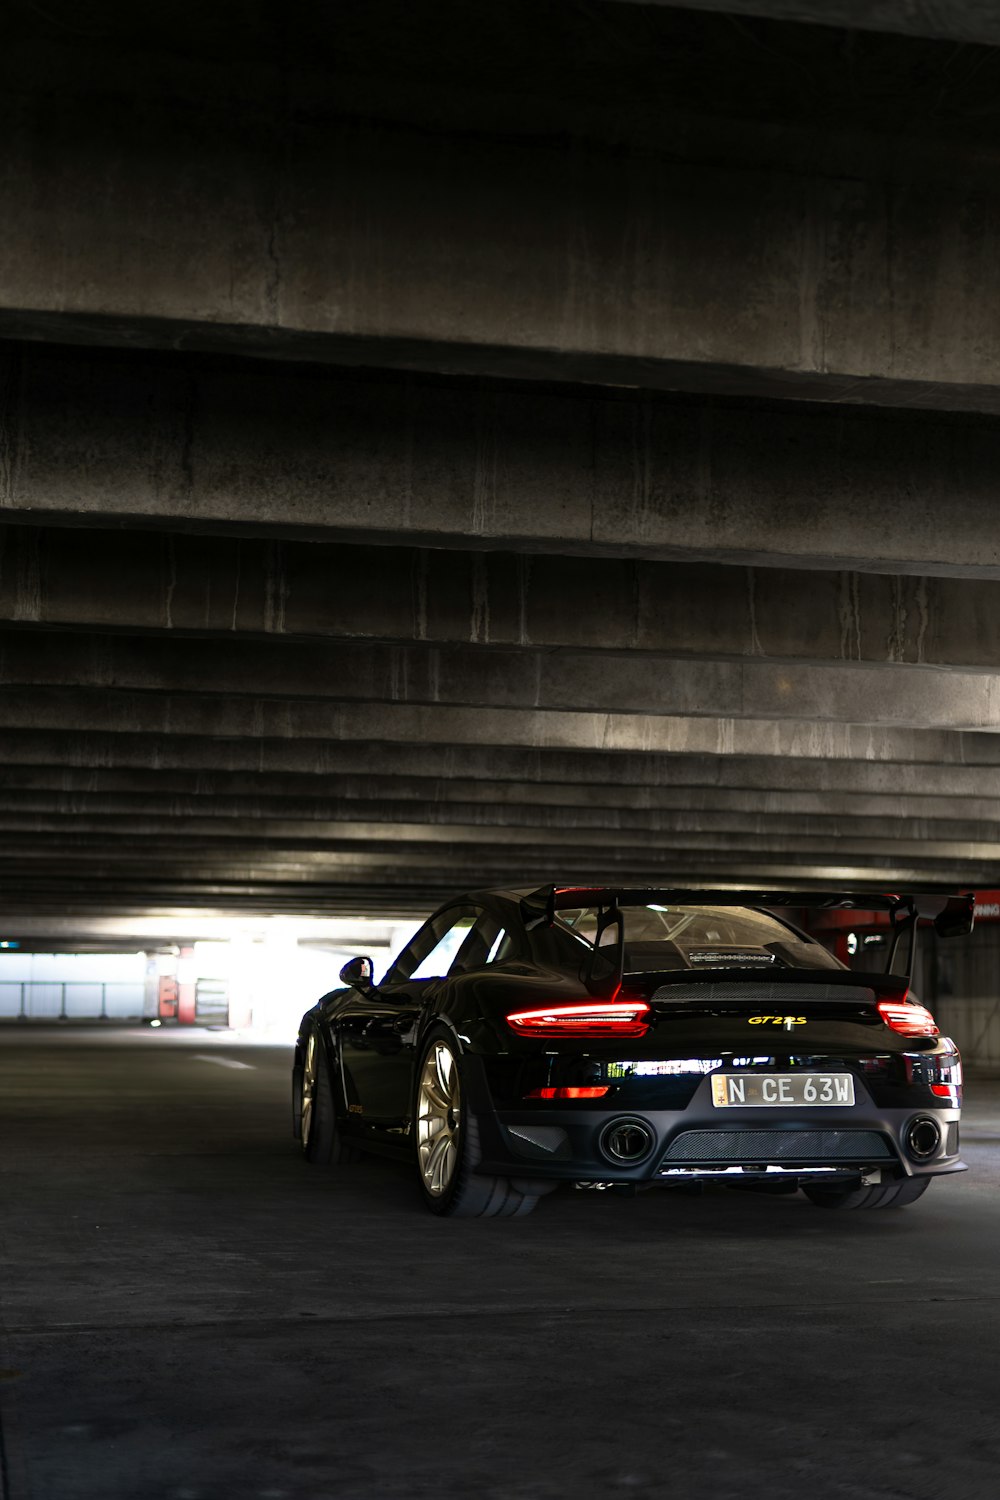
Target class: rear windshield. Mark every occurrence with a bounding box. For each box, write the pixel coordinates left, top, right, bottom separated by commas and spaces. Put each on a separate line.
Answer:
550, 904, 843, 973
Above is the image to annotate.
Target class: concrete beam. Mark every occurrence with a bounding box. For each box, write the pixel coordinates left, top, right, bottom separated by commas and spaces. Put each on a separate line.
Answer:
0, 833, 990, 879
5, 809, 994, 852
8, 524, 1000, 670
0, 864, 982, 920
2, 630, 1000, 731
6, 348, 1000, 578
2, 782, 993, 829
0, 797, 994, 851
6, 8, 1000, 413
1, 729, 999, 797
606, 1, 1000, 47
0, 844, 990, 907
3, 684, 1000, 765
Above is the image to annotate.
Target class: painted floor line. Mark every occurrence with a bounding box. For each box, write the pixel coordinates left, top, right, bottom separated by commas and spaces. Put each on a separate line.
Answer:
191, 1055, 255, 1070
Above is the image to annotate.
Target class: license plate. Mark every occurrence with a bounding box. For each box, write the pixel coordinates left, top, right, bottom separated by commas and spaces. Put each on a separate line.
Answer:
711, 1073, 855, 1108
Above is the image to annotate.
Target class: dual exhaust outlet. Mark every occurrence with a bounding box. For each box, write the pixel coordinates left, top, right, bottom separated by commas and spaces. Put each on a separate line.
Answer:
904, 1115, 941, 1161
598, 1117, 657, 1165
594, 1113, 943, 1168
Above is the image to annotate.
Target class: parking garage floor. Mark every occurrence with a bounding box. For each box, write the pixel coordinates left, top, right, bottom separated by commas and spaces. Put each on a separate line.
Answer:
1, 1026, 999, 1500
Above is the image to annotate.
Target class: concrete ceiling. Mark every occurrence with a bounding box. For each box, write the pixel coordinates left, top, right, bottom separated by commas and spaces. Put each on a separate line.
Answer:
2, 0, 1000, 918
607, 1, 1000, 47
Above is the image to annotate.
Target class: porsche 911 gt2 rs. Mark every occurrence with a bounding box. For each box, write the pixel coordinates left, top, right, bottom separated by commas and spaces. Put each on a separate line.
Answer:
291, 886, 972, 1217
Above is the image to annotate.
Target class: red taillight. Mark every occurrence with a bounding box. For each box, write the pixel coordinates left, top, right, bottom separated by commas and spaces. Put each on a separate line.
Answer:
931, 1056, 962, 1101
878, 999, 939, 1037
506, 1001, 651, 1038
524, 1086, 610, 1100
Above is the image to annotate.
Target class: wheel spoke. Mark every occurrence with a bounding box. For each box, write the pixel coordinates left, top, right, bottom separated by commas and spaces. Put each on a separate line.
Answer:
434, 1140, 455, 1194
416, 1040, 462, 1196
426, 1131, 450, 1178
427, 1132, 454, 1194
420, 1078, 450, 1116
434, 1045, 453, 1103
301, 1035, 317, 1148
418, 1120, 448, 1162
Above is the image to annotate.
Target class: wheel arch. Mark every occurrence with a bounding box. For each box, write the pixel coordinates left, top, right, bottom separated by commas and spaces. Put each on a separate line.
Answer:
420, 1009, 466, 1052
294, 1009, 351, 1134
416, 1014, 495, 1118
314, 1013, 350, 1099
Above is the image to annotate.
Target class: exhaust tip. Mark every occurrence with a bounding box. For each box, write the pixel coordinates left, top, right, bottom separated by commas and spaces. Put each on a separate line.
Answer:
904, 1116, 941, 1162
599, 1117, 656, 1165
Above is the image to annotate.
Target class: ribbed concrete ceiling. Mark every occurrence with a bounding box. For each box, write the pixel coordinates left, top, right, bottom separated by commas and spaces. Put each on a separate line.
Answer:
608, 0, 1000, 47
1, 0, 999, 917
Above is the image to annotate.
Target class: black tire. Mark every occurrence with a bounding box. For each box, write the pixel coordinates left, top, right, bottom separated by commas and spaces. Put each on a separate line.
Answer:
414, 1026, 539, 1218
803, 1176, 932, 1210
300, 1029, 362, 1166
292, 1059, 304, 1138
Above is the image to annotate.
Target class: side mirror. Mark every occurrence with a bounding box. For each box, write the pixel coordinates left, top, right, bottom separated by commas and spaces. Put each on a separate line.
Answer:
339, 955, 376, 994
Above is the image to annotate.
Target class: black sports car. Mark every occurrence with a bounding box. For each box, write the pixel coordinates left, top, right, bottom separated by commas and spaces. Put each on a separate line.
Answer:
291, 886, 973, 1217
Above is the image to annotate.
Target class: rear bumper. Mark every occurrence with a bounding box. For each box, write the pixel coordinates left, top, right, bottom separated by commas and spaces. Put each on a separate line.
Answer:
475, 1086, 964, 1186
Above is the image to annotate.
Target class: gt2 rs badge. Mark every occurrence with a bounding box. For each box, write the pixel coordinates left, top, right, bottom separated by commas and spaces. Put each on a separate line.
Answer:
748, 1015, 806, 1027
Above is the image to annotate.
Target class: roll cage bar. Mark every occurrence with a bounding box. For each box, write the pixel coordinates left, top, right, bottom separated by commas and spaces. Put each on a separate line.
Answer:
519, 886, 976, 996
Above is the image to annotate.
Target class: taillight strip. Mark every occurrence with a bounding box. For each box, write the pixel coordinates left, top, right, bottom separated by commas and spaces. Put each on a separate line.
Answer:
506, 1001, 651, 1037
878, 998, 939, 1038
524, 1086, 610, 1099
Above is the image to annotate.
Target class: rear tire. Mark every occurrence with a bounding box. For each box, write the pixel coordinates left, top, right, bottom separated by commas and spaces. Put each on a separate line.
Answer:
415, 1027, 539, 1218
803, 1177, 931, 1209
300, 1030, 362, 1166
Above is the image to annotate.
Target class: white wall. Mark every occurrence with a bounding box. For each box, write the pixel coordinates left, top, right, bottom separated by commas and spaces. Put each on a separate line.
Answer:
0, 918, 425, 1029
0, 952, 147, 1019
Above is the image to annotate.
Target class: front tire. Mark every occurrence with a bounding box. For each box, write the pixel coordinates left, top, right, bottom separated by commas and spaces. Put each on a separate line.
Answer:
803, 1176, 931, 1209
414, 1028, 538, 1218
300, 1030, 362, 1166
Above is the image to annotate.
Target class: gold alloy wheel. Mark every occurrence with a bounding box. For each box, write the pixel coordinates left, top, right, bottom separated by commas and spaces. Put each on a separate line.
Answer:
416, 1040, 461, 1196
301, 1032, 317, 1148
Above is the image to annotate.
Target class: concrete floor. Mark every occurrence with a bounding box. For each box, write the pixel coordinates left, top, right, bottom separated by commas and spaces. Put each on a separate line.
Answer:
1, 1027, 999, 1500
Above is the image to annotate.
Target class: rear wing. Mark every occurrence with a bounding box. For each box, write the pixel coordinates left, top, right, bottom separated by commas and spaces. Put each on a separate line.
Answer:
519, 885, 976, 995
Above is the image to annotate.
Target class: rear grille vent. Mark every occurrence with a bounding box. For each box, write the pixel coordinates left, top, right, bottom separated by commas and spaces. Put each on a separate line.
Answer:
945, 1122, 959, 1156
651, 983, 876, 1005
661, 1129, 892, 1164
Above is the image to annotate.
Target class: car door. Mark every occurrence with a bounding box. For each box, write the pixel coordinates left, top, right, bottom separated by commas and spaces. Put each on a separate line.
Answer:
337, 907, 480, 1137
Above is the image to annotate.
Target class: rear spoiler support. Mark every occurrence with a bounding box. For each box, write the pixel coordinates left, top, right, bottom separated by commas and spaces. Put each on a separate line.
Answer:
519, 886, 976, 990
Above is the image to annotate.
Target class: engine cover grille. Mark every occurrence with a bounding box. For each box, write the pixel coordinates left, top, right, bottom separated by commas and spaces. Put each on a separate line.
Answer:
661, 1129, 892, 1163
651, 983, 876, 1004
